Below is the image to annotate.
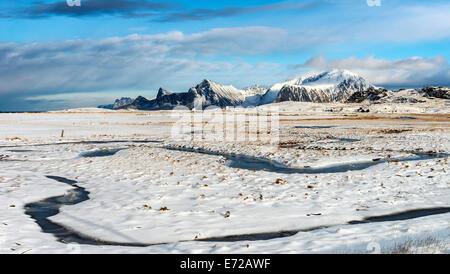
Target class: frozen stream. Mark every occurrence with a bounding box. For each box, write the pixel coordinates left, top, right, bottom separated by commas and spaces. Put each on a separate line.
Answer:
22, 146, 450, 246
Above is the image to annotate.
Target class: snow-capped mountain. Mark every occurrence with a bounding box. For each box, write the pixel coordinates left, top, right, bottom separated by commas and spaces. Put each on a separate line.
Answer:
260, 77, 305, 105
113, 97, 134, 109
98, 70, 422, 110
262, 70, 370, 104
116, 80, 250, 110
98, 97, 134, 110
240, 85, 268, 106
242, 85, 268, 96
121, 88, 195, 110
188, 79, 246, 108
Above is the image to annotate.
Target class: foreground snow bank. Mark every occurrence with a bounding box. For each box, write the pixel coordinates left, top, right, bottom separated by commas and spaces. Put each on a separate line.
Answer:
0, 109, 449, 253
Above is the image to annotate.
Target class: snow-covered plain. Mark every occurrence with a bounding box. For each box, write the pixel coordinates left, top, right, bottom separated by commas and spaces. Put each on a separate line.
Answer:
0, 102, 449, 254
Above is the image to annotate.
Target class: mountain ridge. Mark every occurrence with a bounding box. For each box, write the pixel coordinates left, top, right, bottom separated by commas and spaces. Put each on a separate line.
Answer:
98, 70, 449, 110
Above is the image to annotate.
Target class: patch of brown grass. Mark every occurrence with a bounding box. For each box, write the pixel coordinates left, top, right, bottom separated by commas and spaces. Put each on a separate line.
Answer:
388, 237, 448, 254
376, 129, 412, 134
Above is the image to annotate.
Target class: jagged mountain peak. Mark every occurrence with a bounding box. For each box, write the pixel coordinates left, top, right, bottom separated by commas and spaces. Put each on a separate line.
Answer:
97, 73, 449, 110
134, 95, 147, 100
156, 88, 173, 99
244, 84, 265, 89
189, 79, 244, 107
98, 70, 374, 110
242, 85, 268, 96
199, 79, 212, 86
196, 79, 238, 90
197, 79, 222, 88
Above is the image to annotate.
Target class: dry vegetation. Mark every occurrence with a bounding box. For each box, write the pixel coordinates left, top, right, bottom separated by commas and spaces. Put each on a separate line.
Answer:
386, 237, 449, 254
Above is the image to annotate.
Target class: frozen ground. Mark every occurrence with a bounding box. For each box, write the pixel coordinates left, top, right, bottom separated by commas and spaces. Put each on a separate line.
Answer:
0, 102, 449, 254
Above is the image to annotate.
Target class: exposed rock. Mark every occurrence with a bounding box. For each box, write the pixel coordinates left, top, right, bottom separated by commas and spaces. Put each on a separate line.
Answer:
356, 107, 370, 113
275, 86, 329, 103
188, 79, 245, 108
154, 88, 196, 109
391, 97, 425, 104
126, 96, 157, 110
346, 87, 388, 103
117, 80, 246, 110
156, 88, 173, 99
274, 70, 370, 103
241, 85, 268, 106
97, 104, 114, 110
97, 71, 450, 111
420, 86, 450, 99
113, 97, 134, 109
98, 97, 134, 110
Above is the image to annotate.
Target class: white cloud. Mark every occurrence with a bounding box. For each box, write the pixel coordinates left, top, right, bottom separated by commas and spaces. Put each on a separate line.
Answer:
0, 27, 290, 97
0, 27, 294, 110
278, 2, 450, 45
350, 4, 450, 43
1, 18, 449, 110
297, 55, 450, 87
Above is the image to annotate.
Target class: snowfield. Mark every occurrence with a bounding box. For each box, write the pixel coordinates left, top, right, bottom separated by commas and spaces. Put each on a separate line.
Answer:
0, 102, 449, 254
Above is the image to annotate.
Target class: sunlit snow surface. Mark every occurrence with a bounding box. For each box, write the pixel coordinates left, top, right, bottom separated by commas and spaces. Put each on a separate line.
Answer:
0, 103, 449, 254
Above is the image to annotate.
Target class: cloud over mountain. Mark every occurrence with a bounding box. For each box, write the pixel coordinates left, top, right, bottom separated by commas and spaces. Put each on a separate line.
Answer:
297, 55, 450, 88
0, 27, 287, 110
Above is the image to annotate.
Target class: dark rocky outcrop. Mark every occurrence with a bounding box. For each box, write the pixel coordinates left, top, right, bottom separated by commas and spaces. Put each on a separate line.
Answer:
187, 79, 244, 107
275, 86, 329, 103
97, 104, 114, 110
356, 107, 370, 113
391, 97, 425, 104
346, 87, 388, 103
127, 96, 157, 110
154, 88, 196, 109
96, 72, 450, 111
420, 86, 450, 99
98, 97, 134, 110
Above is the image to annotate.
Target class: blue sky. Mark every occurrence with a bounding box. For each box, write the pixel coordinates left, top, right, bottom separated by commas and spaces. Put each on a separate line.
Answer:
0, 0, 449, 111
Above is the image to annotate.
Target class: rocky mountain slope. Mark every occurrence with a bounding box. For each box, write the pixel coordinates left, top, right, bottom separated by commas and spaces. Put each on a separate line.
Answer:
113, 80, 249, 110
97, 71, 449, 110
187, 79, 246, 108
98, 97, 134, 110
273, 70, 370, 103
346, 86, 450, 104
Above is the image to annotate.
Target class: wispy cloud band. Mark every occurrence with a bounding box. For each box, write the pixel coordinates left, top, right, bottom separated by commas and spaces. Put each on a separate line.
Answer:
1, 0, 323, 21
3, 0, 177, 19
153, 2, 325, 22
